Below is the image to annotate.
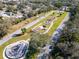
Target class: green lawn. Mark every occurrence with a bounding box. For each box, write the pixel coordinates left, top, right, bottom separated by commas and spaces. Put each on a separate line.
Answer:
24, 12, 67, 59
26, 11, 54, 32
30, 12, 57, 33
48, 12, 67, 36
0, 11, 54, 59
26, 12, 68, 59
0, 11, 68, 59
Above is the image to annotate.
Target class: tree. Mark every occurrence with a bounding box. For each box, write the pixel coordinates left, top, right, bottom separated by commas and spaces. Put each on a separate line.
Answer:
54, 2, 63, 8
21, 28, 27, 34
0, 2, 4, 10
0, 24, 7, 38
50, 4, 79, 59
15, 19, 22, 24
29, 32, 50, 50
6, 5, 17, 13
25, 32, 50, 59
0, 17, 14, 38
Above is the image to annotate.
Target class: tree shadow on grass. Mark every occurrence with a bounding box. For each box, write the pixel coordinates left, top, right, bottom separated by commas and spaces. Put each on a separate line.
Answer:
12, 33, 23, 37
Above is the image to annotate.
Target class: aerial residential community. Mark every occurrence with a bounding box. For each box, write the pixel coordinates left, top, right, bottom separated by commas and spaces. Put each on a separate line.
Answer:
0, 0, 79, 59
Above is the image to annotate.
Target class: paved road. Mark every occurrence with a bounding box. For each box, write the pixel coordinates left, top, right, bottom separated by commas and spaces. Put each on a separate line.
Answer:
0, 11, 54, 46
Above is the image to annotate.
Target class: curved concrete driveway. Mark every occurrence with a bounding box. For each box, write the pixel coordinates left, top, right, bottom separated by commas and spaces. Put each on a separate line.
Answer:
0, 11, 54, 46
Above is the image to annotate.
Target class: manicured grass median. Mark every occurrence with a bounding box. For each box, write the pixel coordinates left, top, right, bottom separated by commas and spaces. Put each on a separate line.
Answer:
0, 11, 68, 59
0, 11, 54, 59
48, 12, 67, 36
